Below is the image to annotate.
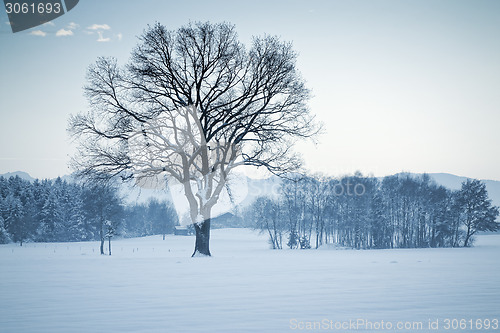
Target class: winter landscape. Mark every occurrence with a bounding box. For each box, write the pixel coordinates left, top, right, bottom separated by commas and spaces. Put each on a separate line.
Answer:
1, 229, 499, 332
1, 170, 499, 332
2, 1, 500, 332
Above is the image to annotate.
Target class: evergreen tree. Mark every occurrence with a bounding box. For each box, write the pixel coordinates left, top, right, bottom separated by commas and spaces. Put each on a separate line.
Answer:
67, 189, 88, 241
38, 191, 63, 242
0, 177, 9, 198
5, 196, 27, 245
0, 216, 11, 244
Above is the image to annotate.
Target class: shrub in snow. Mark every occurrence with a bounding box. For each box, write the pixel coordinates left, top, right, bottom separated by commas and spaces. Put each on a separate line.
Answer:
287, 230, 299, 249
299, 236, 311, 249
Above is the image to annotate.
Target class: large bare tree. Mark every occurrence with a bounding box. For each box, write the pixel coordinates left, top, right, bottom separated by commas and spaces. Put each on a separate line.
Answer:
69, 22, 319, 256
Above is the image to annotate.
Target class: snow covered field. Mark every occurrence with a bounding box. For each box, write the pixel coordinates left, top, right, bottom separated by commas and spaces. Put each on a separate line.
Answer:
1, 229, 499, 332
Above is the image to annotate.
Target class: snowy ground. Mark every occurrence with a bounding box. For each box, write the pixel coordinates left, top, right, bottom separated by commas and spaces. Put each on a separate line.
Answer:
1, 230, 499, 332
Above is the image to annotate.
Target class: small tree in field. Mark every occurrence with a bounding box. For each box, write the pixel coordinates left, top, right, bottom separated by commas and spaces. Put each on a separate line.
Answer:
69, 22, 319, 256
82, 184, 123, 255
105, 219, 117, 256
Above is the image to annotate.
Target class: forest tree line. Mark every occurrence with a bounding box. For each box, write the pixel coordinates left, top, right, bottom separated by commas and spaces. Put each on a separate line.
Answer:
1, 173, 498, 251
246, 173, 500, 249
0, 176, 178, 250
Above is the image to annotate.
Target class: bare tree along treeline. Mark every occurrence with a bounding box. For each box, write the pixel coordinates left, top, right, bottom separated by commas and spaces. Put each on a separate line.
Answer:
0, 176, 178, 252
247, 173, 499, 249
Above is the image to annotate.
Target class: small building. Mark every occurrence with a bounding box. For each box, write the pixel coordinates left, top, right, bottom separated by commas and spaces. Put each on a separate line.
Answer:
174, 226, 191, 236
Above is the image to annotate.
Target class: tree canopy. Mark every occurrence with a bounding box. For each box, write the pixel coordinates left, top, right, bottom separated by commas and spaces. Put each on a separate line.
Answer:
69, 22, 319, 256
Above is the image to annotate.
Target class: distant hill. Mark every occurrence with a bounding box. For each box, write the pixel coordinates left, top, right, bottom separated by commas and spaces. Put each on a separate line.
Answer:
244, 172, 500, 208
0, 171, 35, 182
118, 181, 171, 205
397, 173, 500, 208
2, 171, 500, 208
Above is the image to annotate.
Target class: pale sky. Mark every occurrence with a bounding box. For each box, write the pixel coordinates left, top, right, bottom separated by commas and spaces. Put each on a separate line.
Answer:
1, 0, 499, 180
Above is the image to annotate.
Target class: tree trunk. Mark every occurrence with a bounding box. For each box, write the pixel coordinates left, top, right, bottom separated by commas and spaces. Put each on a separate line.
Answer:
192, 219, 211, 256
99, 219, 104, 255
108, 237, 112, 255
464, 223, 472, 247
163, 234, 165, 240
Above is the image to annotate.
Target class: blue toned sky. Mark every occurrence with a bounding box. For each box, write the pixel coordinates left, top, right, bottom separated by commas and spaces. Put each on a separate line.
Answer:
0, 0, 499, 180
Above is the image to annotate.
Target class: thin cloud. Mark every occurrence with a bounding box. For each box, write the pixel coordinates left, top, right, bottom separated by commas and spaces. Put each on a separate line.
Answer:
88, 24, 111, 30
97, 31, 110, 42
30, 30, 47, 37
42, 21, 55, 26
56, 29, 74, 37
67, 22, 79, 30
117, 33, 123, 41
